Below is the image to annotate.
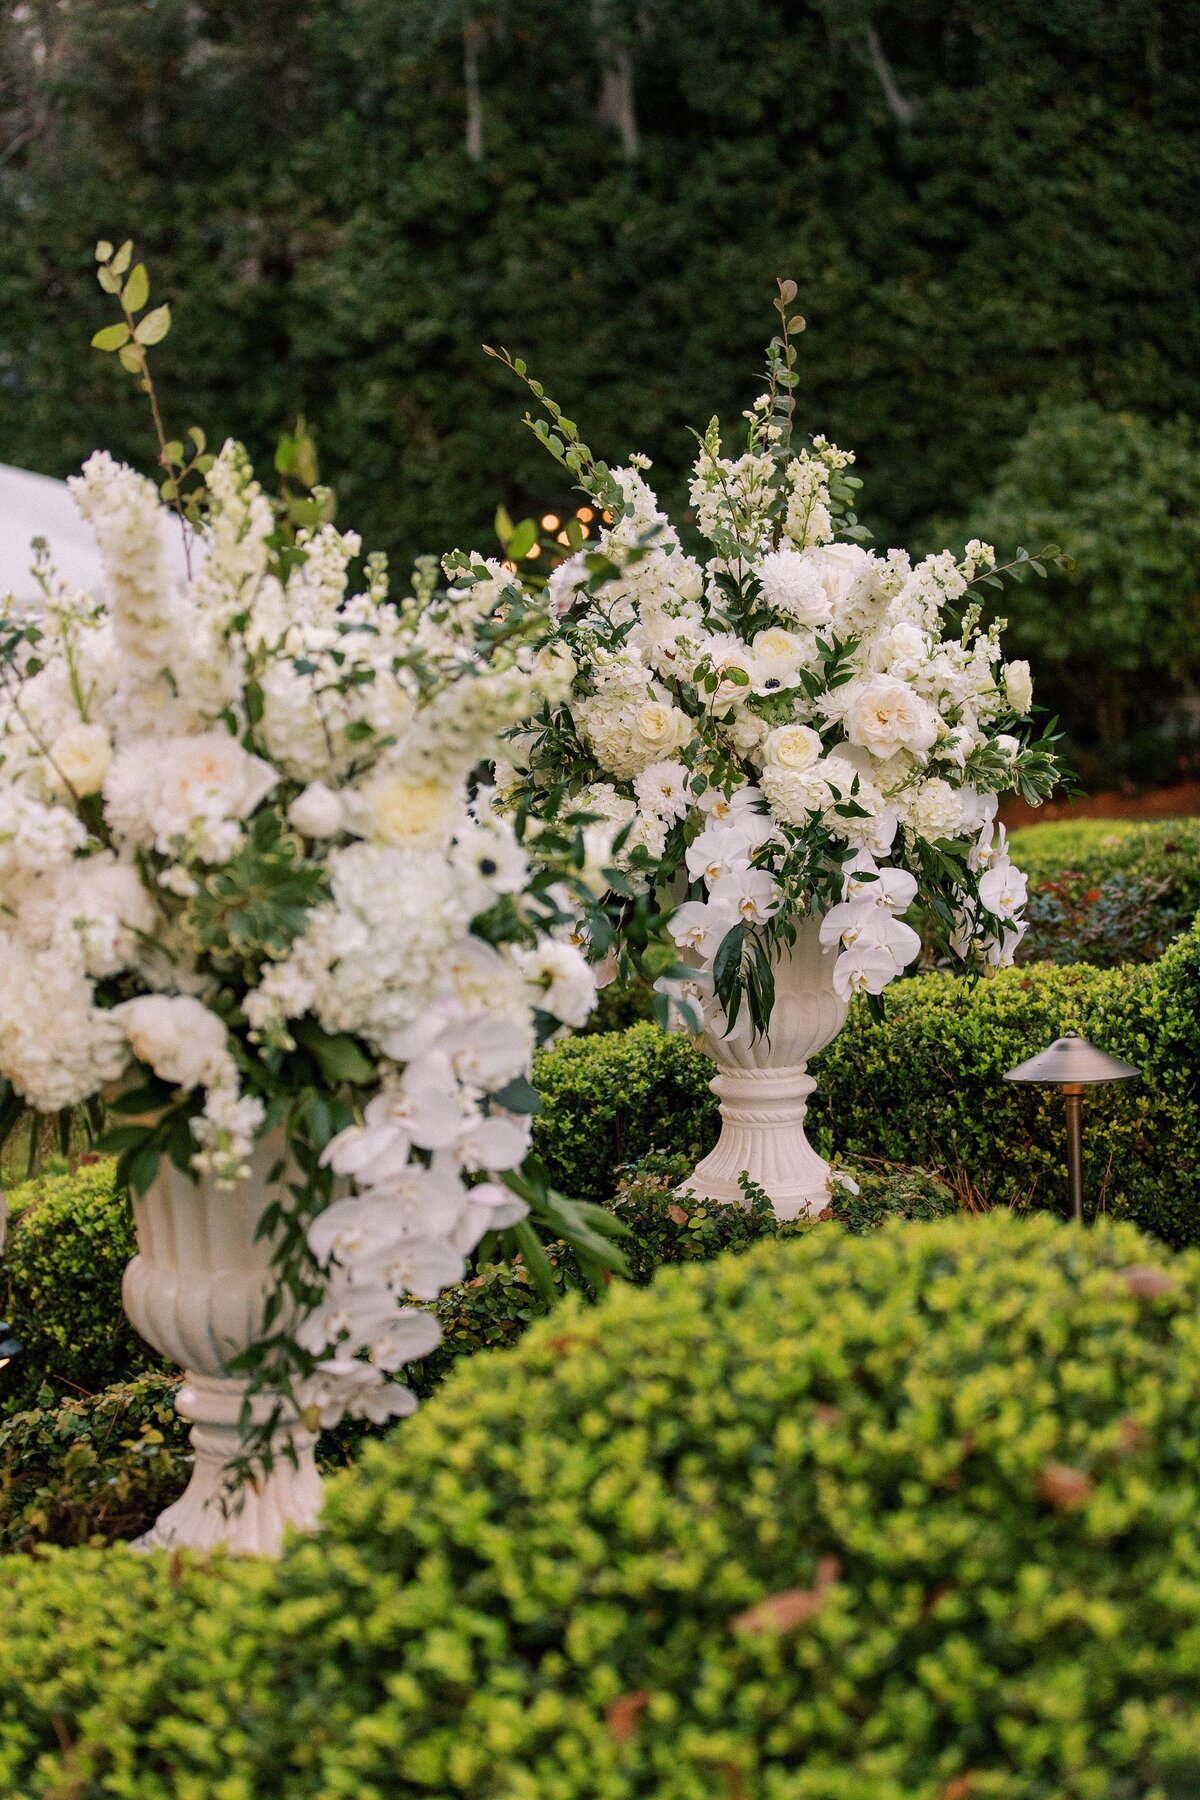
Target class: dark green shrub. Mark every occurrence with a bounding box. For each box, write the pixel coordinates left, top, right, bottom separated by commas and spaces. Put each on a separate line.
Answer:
1, 1159, 163, 1414
0, 1373, 186, 1552
413, 1154, 958, 1395
532, 1022, 719, 1205
814, 920, 1200, 1245
5, 1212, 1200, 1797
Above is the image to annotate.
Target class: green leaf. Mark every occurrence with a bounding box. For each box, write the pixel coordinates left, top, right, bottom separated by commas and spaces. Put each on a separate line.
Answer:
110, 239, 133, 277
94, 239, 113, 261
123, 1138, 163, 1198
90, 322, 130, 352
135, 303, 171, 346
506, 518, 538, 559
493, 503, 515, 546
510, 1220, 559, 1303
292, 1019, 375, 1087
122, 263, 149, 313
712, 921, 746, 994
118, 344, 142, 375
491, 1074, 543, 1116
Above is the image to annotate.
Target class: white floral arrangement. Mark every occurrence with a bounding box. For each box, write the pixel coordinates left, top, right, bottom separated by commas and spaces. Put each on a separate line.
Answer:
0, 243, 627, 1450
487, 285, 1064, 1036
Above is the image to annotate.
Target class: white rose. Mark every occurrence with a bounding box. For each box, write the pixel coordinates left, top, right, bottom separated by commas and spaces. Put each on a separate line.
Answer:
763, 723, 822, 772
157, 732, 277, 827
113, 994, 231, 1091
635, 700, 692, 755
842, 674, 939, 759
1004, 660, 1033, 713
289, 781, 344, 839
806, 542, 872, 608
49, 722, 112, 797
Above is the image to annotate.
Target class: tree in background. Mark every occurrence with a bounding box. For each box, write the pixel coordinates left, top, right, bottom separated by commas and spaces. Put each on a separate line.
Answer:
957, 405, 1200, 766
1, 0, 1197, 765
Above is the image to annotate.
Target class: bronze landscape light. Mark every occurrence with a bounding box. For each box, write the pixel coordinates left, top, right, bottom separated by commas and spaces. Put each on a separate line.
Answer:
1004, 1032, 1141, 1224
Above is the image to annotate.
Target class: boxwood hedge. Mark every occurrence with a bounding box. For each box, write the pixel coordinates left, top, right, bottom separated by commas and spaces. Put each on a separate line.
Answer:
1, 1158, 162, 1414
0, 1155, 956, 1547
4, 1211, 1200, 1798
1008, 816, 1200, 966
535, 922, 1200, 1245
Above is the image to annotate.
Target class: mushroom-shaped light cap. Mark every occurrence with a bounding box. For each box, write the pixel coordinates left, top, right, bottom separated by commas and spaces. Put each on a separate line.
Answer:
1004, 1031, 1141, 1086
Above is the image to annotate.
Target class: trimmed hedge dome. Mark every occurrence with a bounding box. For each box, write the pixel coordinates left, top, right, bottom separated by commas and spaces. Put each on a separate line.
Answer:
5, 1212, 1200, 1797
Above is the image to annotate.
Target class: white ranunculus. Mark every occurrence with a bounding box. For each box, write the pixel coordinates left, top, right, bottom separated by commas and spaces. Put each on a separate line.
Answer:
1004, 659, 1033, 713
113, 994, 232, 1092
49, 721, 112, 797
355, 771, 462, 850
763, 723, 822, 772
842, 674, 940, 759
289, 781, 344, 839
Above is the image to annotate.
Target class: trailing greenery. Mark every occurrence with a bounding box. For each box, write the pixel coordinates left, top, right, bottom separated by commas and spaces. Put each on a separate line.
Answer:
1, 1159, 162, 1416
0, 1372, 185, 1553
5, 1212, 1200, 1796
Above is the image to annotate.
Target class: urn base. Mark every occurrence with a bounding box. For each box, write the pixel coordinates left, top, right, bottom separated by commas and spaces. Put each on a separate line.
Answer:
130, 1374, 321, 1557
678, 1063, 832, 1222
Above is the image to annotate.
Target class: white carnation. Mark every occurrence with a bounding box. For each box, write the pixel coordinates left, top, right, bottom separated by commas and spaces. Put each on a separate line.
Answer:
756, 549, 832, 627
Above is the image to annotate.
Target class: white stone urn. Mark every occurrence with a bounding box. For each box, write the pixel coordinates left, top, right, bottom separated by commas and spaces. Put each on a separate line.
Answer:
680, 914, 848, 1220
122, 1133, 322, 1555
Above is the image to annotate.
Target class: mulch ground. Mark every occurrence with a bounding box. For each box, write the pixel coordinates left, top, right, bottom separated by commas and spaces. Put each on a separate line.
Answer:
1002, 778, 1200, 829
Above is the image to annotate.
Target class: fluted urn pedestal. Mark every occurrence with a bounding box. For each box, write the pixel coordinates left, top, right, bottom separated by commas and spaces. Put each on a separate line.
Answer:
122, 1136, 322, 1556
681, 916, 848, 1221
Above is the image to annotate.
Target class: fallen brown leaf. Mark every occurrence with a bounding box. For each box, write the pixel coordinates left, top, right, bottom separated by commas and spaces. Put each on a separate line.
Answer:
731, 1556, 841, 1634
1117, 1265, 1175, 1299
1037, 1463, 1093, 1511
667, 1203, 690, 1226
605, 1690, 651, 1742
